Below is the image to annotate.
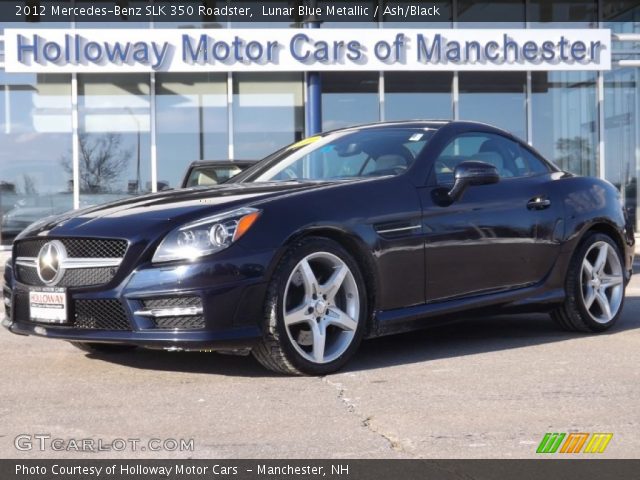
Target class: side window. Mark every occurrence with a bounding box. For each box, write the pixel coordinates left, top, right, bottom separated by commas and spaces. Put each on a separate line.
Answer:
434, 132, 548, 184
434, 133, 495, 184
516, 145, 550, 175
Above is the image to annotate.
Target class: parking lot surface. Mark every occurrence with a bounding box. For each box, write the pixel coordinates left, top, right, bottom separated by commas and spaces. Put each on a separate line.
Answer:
1, 255, 639, 459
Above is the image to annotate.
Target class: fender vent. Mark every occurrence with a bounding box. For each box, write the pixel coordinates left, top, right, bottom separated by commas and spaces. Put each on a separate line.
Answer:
374, 221, 422, 238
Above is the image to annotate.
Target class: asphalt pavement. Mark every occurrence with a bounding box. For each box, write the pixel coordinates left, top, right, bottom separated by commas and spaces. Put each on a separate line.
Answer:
1, 252, 639, 459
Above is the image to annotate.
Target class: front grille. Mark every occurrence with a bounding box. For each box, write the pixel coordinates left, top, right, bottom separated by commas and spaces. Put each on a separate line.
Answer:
15, 238, 128, 259
16, 265, 117, 287
14, 238, 127, 288
14, 265, 39, 285
74, 299, 130, 330
141, 296, 205, 330
12, 293, 130, 331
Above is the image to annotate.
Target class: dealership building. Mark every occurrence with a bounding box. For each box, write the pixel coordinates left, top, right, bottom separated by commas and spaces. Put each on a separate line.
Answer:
0, 1, 639, 247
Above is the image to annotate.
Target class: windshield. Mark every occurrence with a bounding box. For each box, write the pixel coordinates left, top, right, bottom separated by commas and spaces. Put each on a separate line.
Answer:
186, 165, 243, 187
236, 128, 436, 183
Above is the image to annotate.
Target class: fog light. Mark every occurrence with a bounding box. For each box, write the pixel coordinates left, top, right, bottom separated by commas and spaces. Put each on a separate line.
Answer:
134, 306, 203, 318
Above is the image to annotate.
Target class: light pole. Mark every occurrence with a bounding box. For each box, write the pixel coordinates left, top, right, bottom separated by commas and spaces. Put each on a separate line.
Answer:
125, 107, 141, 193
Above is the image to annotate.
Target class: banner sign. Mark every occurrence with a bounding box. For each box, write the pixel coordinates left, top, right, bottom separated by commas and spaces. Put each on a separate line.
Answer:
4, 28, 612, 73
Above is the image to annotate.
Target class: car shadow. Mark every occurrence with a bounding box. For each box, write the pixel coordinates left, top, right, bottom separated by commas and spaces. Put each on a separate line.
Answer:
83, 348, 280, 378
87, 296, 640, 377
346, 297, 640, 373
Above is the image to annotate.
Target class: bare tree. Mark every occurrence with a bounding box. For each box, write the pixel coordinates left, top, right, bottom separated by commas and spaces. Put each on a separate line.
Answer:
22, 174, 37, 195
61, 133, 132, 193
555, 137, 594, 176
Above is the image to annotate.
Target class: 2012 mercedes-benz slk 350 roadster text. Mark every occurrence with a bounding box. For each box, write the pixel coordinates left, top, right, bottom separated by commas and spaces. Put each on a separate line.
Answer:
3, 121, 634, 375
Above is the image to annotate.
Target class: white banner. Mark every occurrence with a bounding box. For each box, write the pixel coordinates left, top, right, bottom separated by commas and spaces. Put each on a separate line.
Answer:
4, 28, 612, 73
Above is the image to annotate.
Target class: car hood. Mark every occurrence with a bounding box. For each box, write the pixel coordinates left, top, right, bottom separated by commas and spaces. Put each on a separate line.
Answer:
16, 181, 334, 241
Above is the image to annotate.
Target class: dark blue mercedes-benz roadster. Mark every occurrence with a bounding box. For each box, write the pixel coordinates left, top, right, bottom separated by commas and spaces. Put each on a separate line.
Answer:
3, 121, 634, 375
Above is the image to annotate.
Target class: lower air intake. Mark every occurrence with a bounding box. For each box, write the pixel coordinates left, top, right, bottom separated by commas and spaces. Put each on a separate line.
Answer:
74, 299, 131, 331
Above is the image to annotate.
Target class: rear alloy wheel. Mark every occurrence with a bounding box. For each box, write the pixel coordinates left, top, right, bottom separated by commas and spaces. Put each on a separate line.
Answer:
552, 233, 626, 332
253, 237, 367, 375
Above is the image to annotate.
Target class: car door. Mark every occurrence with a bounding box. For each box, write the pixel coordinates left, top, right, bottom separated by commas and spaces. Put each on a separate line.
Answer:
419, 131, 563, 302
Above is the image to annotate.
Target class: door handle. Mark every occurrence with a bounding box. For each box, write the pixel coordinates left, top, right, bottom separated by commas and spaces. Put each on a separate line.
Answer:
527, 196, 551, 210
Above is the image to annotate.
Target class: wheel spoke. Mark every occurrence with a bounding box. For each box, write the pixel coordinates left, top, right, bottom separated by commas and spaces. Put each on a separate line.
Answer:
595, 291, 613, 321
298, 259, 319, 297
600, 274, 623, 289
322, 264, 348, 303
311, 322, 327, 363
325, 307, 358, 332
584, 285, 596, 309
593, 243, 608, 274
284, 304, 311, 326
582, 258, 594, 277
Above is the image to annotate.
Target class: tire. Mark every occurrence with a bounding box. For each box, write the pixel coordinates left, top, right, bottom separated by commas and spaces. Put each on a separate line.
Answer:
551, 232, 626, 332
69, 342, 137, 354
252, 237, 368, 375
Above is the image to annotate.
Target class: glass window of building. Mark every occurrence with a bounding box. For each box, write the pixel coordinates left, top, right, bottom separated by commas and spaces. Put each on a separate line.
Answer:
321, 72, 379, 131
603, 2, 640, 229
457, 0, 525, 26
384, 72, 453, 121
527, 0, 597, 26
77, 74, 151, 205
0, 72, 73, 245
233, 73, 304, 159
531, 71, 598, 176
602, 1, 640, 32
604, 67, 639, 229
459, 72, 527, 140
156, 73, 228, 189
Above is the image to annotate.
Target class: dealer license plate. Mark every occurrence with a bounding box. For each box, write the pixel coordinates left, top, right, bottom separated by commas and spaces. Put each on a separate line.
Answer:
29, 288, 68, 324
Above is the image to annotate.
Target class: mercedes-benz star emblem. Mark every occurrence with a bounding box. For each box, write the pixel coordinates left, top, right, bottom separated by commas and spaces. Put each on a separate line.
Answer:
36, 240, 67, 285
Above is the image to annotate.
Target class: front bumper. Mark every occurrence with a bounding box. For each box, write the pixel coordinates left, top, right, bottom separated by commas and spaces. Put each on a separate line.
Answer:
3, 248, 273, 351
4, 320, 262, 351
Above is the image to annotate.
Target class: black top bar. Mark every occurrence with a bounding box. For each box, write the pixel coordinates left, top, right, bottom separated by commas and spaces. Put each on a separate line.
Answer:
0, 1, 637, 24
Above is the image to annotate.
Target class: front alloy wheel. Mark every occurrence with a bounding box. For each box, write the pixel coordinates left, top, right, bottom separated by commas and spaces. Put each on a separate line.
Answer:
253, 237, 367, 375
552, 232, 626, 332
283, 251, 360, 364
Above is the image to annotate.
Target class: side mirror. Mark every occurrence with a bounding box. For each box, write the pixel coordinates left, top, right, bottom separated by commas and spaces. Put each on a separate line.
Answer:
448, 161, 499, 202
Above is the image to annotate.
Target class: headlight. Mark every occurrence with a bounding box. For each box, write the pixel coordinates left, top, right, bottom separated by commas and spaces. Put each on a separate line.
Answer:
152, 207, 261, 263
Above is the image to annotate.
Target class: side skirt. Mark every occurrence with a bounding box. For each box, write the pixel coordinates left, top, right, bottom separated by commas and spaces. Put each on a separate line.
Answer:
371, 286, 565, 337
